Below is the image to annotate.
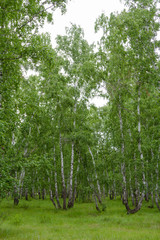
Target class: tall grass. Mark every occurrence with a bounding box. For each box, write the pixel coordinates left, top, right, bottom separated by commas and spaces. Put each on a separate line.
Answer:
0, 198, 160, 240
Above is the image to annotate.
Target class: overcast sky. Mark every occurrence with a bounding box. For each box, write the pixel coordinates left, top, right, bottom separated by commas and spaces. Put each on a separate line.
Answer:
41, 0, 125, 46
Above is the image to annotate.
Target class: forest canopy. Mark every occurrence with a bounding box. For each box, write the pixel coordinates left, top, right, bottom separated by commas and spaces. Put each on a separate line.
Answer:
0, 0, 160, 214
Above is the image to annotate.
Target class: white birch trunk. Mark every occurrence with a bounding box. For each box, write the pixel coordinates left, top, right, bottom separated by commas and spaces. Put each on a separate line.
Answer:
118, 99, 128, 205
49, 178, 57, 209
137, 86, 146, 188
60, 133, 65, 189
68, 142, 74, 207
53, 144, 61, 208
19, 169, 25, 198
68, 102, 77, 208
59, 133, 67, 209
88, 146, 101, 199
14, 171, 19, 205
118, 94, 145, 213
72, 156, 81, 205
87, 176, 101, 211
137, 86, 146, 208
128, 162, 134, 206
134, 153, 140, 207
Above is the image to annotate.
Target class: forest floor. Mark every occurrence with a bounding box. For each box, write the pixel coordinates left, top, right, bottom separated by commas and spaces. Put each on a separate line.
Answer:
0, 197, 160, 240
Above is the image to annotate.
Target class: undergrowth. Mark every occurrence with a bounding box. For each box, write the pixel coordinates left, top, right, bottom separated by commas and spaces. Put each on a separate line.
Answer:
0, 198, 160, 240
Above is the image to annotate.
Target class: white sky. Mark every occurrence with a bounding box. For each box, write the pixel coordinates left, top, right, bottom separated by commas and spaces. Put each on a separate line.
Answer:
40, 0, 125, 107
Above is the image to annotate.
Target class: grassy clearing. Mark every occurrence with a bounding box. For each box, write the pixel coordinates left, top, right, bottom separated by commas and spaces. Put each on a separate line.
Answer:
0, 198, 160, 240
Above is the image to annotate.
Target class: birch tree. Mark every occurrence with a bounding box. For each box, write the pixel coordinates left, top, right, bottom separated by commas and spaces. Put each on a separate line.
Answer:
95, 0, 160, 213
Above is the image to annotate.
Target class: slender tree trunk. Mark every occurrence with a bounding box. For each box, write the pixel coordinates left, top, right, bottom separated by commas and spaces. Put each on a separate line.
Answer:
118, 99, 128, 208
14, 186, 19, 206
149, 149, 154, 207
25, 188, 28, 201
155, 146, 160, 210
72, 156, 81, 206
53, 144, 61, 208
102, 171, 106, 198
60, 133, 67, 210
88, 146, 102, 203
68, 102, 77, 208
49, 185, 57, 209
68, 142, 74, 208
42, 188, 46, 200
87, 176, 101, 211
128, 130, 139, 207
137, 86, 146, 198
145, 157, 149, 202
106, 170, 109, 198
150, 173, 154, 208
31, 186, 35, 199
14, 171, 19, 205
19, 169, 25, 199
113, 169, 116, 200
93, 193, 101, 212
38, 187, 41, 199
134, 155, 139, 207
128, 163, 134, 206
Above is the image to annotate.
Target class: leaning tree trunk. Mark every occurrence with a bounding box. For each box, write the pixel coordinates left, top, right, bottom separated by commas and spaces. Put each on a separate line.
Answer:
87, 176, 101, 212
88, 146, 102, 204
49, 177, 57, 209
93, 192, 101, 212
83, 152, 102, 212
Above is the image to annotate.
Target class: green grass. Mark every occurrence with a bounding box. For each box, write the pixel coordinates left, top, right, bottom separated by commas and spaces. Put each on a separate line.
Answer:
0, 198, 160, 240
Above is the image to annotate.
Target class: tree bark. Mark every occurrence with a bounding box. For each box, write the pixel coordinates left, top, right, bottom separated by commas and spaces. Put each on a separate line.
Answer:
25, 188, 28, 201
42, 188, 46, 200
68, 101, 77, 208
118, 99, 128, 208
53, 144, 61, 208
72, 155, 81, 206
118, 91, 145, 214
68, 142, 74, 208
49, 188, 57, 209
88, 146, 102, 203
13, 172, 19, 205
155, 146, 160, 210
60, 133, 67, 210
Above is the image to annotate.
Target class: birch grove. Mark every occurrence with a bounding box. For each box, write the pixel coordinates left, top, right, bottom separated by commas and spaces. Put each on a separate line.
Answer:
0, 0, 160, 214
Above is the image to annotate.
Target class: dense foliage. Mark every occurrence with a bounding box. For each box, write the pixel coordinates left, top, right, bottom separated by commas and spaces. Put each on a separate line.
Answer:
0, 0, 160, 214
